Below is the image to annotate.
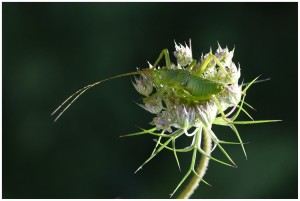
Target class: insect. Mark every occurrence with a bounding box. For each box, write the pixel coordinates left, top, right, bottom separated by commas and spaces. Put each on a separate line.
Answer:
52, 46, 233, 122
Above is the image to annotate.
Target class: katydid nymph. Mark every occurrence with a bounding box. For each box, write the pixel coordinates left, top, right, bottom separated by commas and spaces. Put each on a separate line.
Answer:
52, 47, 233, 122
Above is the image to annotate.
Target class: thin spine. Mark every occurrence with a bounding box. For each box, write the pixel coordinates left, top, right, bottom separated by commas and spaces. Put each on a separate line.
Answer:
236, 105, 254, 120
231, 120, 282, 124
152, 135, 163, 155
243, 101, 257, 111
229, 124, 247, 159
155, 139, 234, 167
172, 136, 181, 171
208, 129, 237, 167
134, 129, 183, 173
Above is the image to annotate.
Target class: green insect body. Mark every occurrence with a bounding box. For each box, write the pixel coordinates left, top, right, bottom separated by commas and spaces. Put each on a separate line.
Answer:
185, 74, 224, 97
151, 68, 225, 101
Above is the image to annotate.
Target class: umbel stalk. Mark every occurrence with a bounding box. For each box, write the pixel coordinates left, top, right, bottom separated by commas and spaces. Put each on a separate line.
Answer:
177, 128, 212, 199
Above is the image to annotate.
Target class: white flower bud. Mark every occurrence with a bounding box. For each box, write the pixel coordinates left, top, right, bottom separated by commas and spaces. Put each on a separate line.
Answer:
173, 41, 193, 67
132, 74, 153, 97
140, 96, 163, 114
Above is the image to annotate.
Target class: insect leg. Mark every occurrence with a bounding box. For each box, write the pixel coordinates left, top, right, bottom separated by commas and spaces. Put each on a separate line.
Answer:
195, 52, 233, 84
186, 59, 197, 71
152, 49, 172, 69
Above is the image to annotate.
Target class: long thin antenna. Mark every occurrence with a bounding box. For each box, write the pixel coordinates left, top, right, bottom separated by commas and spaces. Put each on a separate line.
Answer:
51, 69, 151, 122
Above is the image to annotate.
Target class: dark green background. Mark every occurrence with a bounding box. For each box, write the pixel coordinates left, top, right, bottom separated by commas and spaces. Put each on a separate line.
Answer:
3, 2, 297, 199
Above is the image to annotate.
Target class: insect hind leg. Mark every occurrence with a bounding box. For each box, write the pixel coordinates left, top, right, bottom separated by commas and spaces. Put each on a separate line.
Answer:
195, 52, 233, 84
152, 49, 172, 69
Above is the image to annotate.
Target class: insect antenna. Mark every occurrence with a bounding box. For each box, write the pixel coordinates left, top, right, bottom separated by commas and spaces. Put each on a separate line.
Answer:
51, 69, 152, 122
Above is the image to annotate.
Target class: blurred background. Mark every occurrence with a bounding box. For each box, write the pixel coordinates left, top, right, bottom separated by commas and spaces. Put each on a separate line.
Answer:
3, 2, 297, 199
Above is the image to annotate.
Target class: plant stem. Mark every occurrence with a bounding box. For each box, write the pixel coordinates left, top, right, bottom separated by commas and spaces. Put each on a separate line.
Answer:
177, 128, 212, 199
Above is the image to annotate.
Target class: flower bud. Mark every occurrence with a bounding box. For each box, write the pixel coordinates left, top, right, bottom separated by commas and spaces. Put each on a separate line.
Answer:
173, 41, 193, 67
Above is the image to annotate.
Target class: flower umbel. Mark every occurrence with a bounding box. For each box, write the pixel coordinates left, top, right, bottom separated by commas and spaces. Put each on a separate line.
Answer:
122, 41, 279, 198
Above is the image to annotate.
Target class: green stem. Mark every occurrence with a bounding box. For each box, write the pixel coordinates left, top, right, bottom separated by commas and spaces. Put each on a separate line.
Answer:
177, 128, 212, 199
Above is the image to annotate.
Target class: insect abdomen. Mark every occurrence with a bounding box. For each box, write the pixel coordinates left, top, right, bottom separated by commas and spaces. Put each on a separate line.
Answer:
184, 75, 224, 97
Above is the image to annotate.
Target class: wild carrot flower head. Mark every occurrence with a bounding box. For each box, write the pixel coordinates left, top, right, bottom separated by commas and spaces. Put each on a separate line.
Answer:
133, 42, 241, 133
125, 40, 278, 198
